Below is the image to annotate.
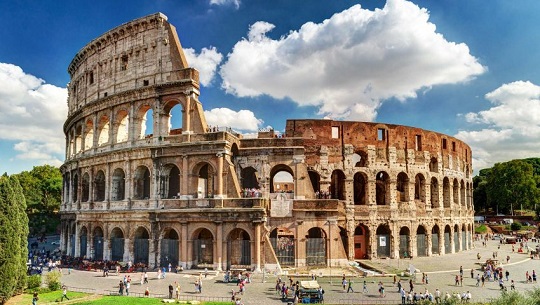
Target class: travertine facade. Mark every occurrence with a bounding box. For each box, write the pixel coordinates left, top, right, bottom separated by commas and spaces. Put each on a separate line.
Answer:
60, 13, 474, 271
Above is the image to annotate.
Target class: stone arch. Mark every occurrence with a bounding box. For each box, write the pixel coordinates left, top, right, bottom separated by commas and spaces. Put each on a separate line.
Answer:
376, 224, 391, 258
241, 166, 259, 190
82, 173, 90, 202
94, 170, 106, 202
306, 227, 327, 266
443, 177, 451, 208
453, 178, 459, 205
416, 225, 428, 257
270, 164, 294, 193
396, 172, 410, 203
431, 224, 440, 254
84, 119, 94, 150
444, 225, 451, 254
429, 157, 438, 173
460, 180, 466, 207
110, 227, 125, 262
227, 228, 251, 268
111, 168, 125, 201
163, 100, 184, 135
354, 224, 369, 259
376, 171, 390, 205
164, 164, 180, 198
330, 169, 345, 200
133, 226, 150, 265
308, 170, 321, 195
161, 228, 179, 267
430, 177, 439, 208
133, 165, 151, 200
194, 162, 215, 198
97, 115, 110, 146
454, 224, 460, 253
269, 227, 295, 266
353, 172, 367, 205
399, 226, 411, 258
79, 226, 88, 257
114, 109, 129, 143
339, 226, 349, 258
93, 226, 104, 261
135, 104, 153, 139
72, 173, 79, 202
74, 125, 83, 154
192, 228, 214, 267
414, 173, 426, 203
352, 150, 368, 167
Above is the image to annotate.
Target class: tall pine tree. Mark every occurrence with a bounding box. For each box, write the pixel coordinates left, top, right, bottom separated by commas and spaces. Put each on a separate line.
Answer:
10, 176, 28, 293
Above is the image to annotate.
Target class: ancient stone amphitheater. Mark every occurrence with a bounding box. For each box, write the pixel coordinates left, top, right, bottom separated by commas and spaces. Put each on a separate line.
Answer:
60, 13, 474, 271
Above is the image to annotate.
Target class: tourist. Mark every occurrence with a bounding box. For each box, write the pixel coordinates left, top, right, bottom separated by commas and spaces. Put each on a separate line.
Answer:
168, 283, 174, 299
363, 280, 368, 293
126, 281, 130, 296
176, 282, 181, 299
118, 280, 124, 295
400, 287, 406, 304
60, 285, 70, 301
434, 288, 441, 304
347, 279, 354, 293
511, 280, 515, 290
32, 292, 38, 305
145, 287, 150, 297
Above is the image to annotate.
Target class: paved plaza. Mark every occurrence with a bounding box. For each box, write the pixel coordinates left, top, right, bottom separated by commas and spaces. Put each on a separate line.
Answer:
44, 235, 540, 304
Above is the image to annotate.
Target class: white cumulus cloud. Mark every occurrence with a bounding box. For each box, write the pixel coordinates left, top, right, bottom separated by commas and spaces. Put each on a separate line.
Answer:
0, 62, 67, 165
220, 0, 485, 121
204, 108, 263, 132
456, 81, 540, 171
184, 47, 223, 87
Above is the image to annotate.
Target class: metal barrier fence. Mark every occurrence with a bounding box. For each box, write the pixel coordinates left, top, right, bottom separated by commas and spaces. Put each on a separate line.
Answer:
339, 299, 400, 305
103, 289, 229, 302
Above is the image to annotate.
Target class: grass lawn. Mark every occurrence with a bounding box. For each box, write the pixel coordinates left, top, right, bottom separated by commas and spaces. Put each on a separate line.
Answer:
9, 291, 88, 304
9, 293, 231, 305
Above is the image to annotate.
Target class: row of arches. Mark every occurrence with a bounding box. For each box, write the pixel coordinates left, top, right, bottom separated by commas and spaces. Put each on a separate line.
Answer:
67, 102, 184, 157
70, 226, 252, 269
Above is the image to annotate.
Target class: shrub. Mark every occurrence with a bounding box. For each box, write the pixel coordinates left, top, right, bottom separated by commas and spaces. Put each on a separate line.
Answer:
510, 221, 522, 231
27, 275, 42, 290
44, 270, 62, 291
475, 224, 487, 234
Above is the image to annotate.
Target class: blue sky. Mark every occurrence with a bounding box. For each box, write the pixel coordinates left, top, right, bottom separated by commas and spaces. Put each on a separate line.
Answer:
1, 0, 540, 175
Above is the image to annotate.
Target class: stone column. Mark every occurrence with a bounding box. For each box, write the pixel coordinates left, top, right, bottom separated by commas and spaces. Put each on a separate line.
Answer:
183, 96, 191, 134
296, 221, 305, 267
439, 230, 445, 255
74, 222, 80, 257
254, 221, 261, 272
426, 231, 432, 256
181, 222, 188, 268
103, 239, 110, 261
123, 238, 131, 263
181, 155, 188, 196
216, 222, 223, 271
391, 224, 399, 259
215, 153, 224, 198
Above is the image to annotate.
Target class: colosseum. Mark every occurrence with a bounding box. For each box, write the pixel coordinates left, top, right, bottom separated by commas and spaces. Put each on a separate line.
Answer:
60, 13, 474, 272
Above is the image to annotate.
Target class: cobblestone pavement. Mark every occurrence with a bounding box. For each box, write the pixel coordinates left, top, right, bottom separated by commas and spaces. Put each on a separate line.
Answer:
51, 236, 540, 304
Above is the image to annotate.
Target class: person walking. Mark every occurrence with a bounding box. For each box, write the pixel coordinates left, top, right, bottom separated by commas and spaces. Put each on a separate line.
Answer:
126, 281, 130, 296
168, 283, 174, 299
347, 279, 354, 293
60, 285, 70, 301
400, 287, 406, 305
363, 280, 368, 293
32, 292, 39, 305
118, 280, 124, 295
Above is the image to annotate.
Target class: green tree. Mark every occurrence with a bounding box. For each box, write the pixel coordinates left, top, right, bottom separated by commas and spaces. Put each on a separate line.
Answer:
473, 168, 490, 213
486, 160, 539, 215
0, 175, 28, 303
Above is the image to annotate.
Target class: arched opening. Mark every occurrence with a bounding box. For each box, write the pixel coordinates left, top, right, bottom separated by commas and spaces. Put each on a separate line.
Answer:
352, 151, 368, 167
353, 172, 367, 205
165, 102, 183, 135
339, 226, 349, 258
80, 227, 88, 257
308, 170, 320, 196
454, 224, 460, 253
461, 224, 467, 251
354, 225, 369, 259
115, 110, 129, 143
241, 167, 259, 190
443, 178, 451, 208
97, 115, 110, 146
460, 180, 466, 207
93, 227, 104, 261
416, 226, 427, 257
94, 170, 106, 202
270, 228, 295, 266
376, 172, 390, 205
161, 229, 179, 268
74, 126, 82, 154
430, 178, 439, 208
72, 173, 79, 202
414, 174, 426, 203
330, 170, 345, 200
306, 227, 326, 266
82, 173, 90, 202
453, 179, 459, 206
444, 225, 451, 254
429, 157, 438, 173
141, 108, 154, 138
399, 227, 411, 258
271, 166, 294, 193
110, 227, 124, 262
134, 227, 150, 265
376, 225, 391, 258
193, 228, 214, 267
167, 165, 180, 198
396, 172, 409, 203
111, 168, 125, 201
431, 225, 440, 254
227, 229, 251, 269
69, 223, 76, 257
197, 163, 215, 198
134, 166, 151, 200
84, 120, 94, 150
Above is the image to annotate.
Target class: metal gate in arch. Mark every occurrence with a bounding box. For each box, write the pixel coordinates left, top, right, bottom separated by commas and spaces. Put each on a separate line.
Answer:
417, 234, 427, 257
93, 236, 104, 260
227, 240, 251, 269
306, 238, 326, 266
111, 238, 124, 262
270, 237, 295, 266
193, 239, 213, 266
160, 239, 179, 267
134, 238, 149, 264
